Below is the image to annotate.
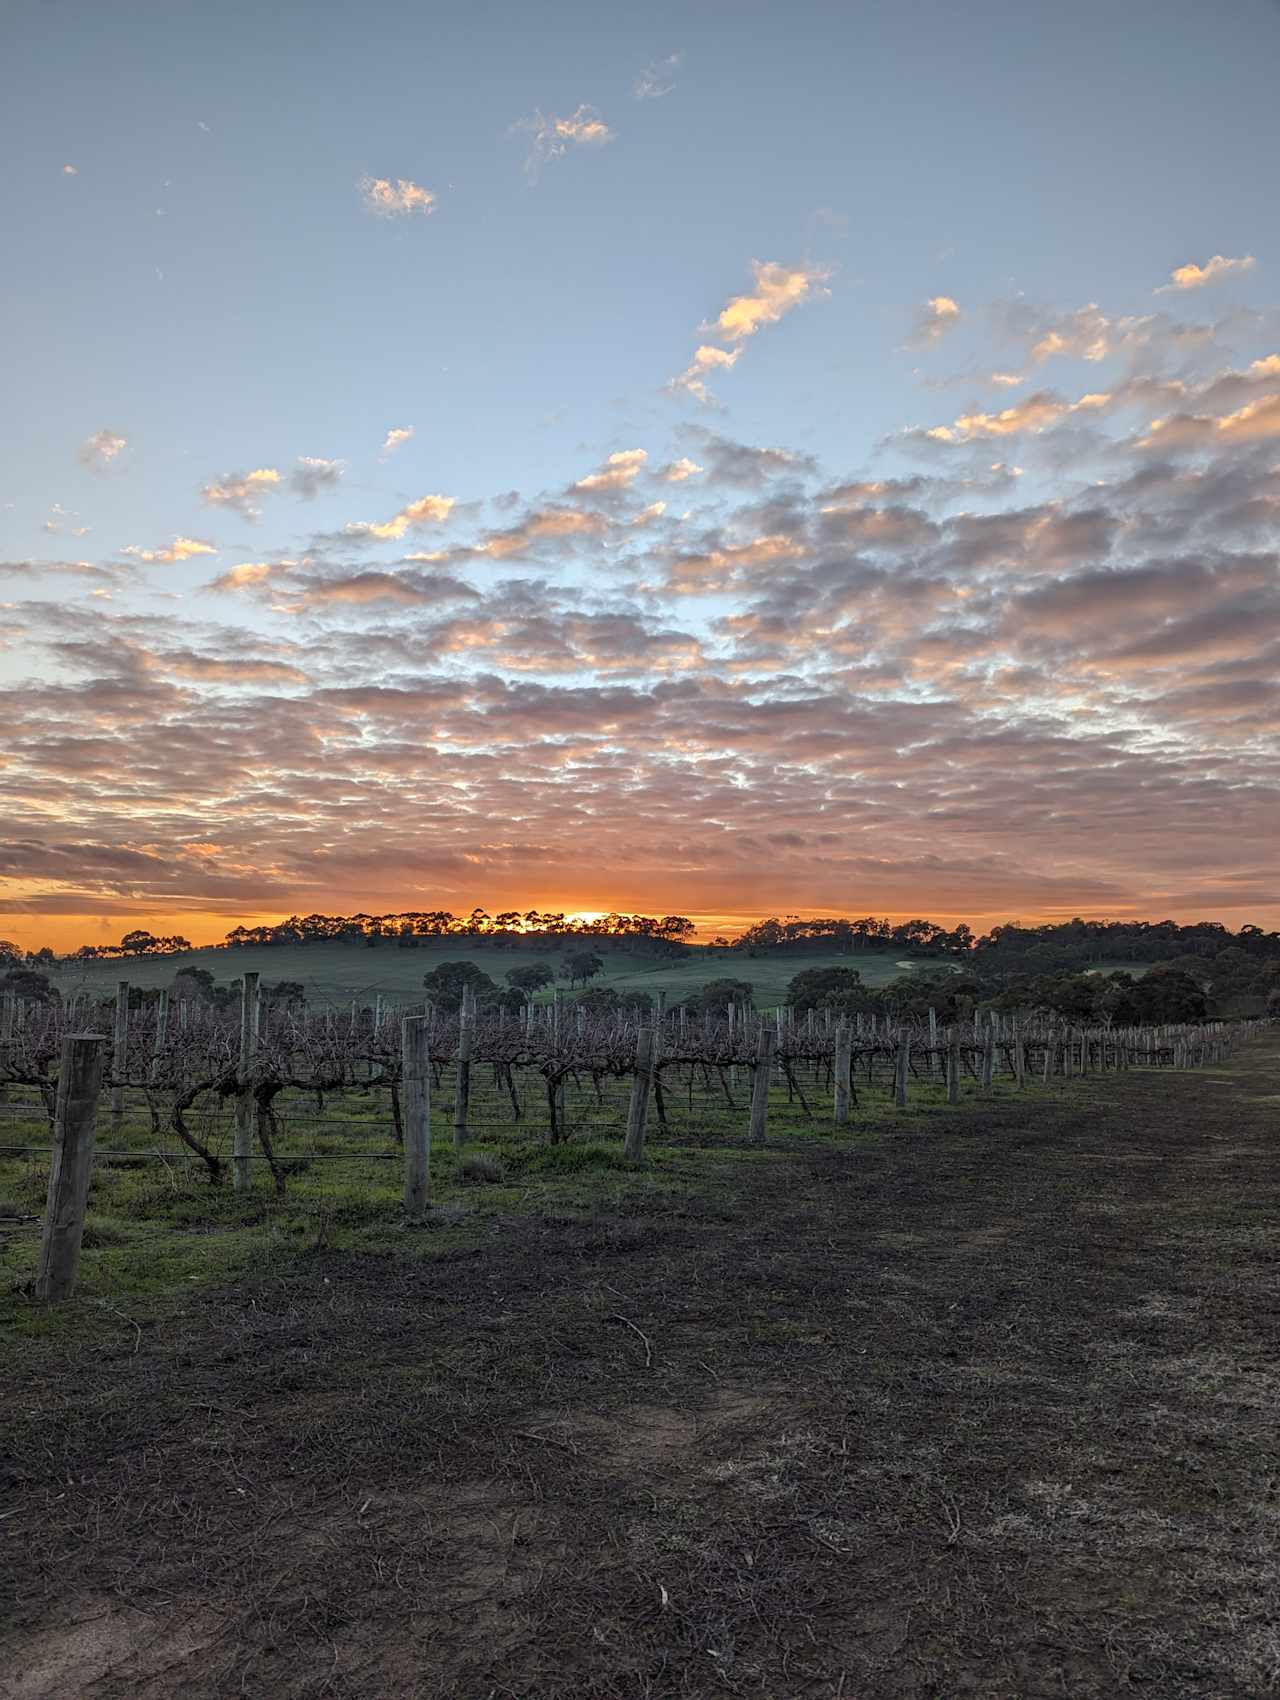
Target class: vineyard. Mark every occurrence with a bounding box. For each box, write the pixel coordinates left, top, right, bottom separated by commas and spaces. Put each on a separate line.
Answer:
0, 973, 1259, 1306
3, 982, 1277, 1699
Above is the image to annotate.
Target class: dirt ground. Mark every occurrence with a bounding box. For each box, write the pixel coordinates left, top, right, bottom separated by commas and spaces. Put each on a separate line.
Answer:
3, 1041, 1279, 1699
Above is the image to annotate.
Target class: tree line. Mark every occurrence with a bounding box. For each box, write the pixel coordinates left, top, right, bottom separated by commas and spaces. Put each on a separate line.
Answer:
5, 909, 1280, 981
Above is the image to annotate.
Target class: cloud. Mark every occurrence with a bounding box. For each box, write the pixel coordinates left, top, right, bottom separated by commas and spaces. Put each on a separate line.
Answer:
475, 506, 606, 559
380, 426, 414, 458
634, 52, 683, 100
344, 494, 456, 541
286, 571, 478, 611
200, 467, 282, 518
691, 430, 819, 486
1158, 255, 1256, 292
921, 388, 1115, 443
359, 176, 436, 217
41, 504, 88, 538
906, 295, 961, 348
516, 105, 614, 177
713, 260, 829, 344
148, 652, 309, 686
574, 449, 647, 492
62, 164, 78, 176
209, 561, 284, 592
659, 457, 704, 482
0, 558, 121, 584
668, 261, 829, 402
1137, 392, 1280, 451
78, 429, 127, 470
668, 345, 743, 404
11, 282, 1280, 945
290, 457, 344, 498
121, 537, 218, 564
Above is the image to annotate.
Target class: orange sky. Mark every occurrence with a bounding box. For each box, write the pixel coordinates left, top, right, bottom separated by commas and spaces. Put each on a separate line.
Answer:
4, 891, 1273, 957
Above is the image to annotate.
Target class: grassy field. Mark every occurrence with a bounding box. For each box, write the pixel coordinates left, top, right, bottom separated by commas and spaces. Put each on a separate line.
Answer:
43, 939, 961, 1008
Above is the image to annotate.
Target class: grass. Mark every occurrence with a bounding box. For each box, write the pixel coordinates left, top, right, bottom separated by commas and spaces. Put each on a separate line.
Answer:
42, 937, 959, 1007
0, 1049, 1038, 1355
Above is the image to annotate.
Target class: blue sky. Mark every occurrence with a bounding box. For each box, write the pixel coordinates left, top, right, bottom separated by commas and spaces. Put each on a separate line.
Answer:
3, 0, 1279, 946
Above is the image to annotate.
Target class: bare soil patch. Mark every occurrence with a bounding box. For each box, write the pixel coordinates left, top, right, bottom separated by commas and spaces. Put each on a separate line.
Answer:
3, 1040, 1280, 1698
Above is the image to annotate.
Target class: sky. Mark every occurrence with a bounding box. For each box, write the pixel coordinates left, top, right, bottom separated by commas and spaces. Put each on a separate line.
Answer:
3, 0, 1280, 952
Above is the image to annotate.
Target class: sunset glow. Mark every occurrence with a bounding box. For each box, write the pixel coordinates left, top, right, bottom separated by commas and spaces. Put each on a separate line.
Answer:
4, 1, 1279, 956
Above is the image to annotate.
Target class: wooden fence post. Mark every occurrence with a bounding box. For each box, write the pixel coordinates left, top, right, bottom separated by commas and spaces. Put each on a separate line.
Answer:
833, 1022, 851, 1125
149, 987, 169, 1083
894, 1036, 909, 1108
111, 979, 129, 1131
454, 990, 473, 1150
402, 1015, 431, 1219
624, 1028, 655, 1162
233, 971, 260, 1191
980, 1025, 995, 1093
749, 1027, 776, 1143
35, 1035, 105, 1304
946, 1031, 960, 1104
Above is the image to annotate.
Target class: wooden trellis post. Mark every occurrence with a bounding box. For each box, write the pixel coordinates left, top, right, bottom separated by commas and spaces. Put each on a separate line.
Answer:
233, 971, 260, 1191
111, 979, 129, 1131
453, 987, 473, 1149
749, 1027, 776, 1143
402, 1016, 431, 1219
833, 1022, 852, 1125
624, 1027, 655, 1162
149, 988, 169, 1082
35, 1035, 105, 1304
894, 1035, 910, 1108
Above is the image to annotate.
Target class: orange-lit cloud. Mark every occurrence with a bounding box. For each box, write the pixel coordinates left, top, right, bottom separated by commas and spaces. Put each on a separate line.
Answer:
121, 536, 218, 563
574, 448, 648, 491
660, 456, 704, 482
714, 261, 829, 343
669, 262, 829, 402
906, 295, 961, 348
201, 467, 281, 518
359, 176, 436, 216
344, 494, 456, 541
380, 425, 414, 457
517, 104, 614, 176
1159, 254, 1256, 292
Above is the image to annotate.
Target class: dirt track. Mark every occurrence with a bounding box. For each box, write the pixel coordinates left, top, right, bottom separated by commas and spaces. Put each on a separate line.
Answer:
3, 1040, 1279, 1698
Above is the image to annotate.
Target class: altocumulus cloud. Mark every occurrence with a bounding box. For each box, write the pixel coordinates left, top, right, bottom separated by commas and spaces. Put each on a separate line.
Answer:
290, 457, 344, 498
515, 104, 614, 177
200, 468, 281, 518
344, 494, 456, 541
906, 295, 961, 348
1158, 254, 1256, 292
10, 276, 1280, 933
670, 261, 829, 402
78, 429, 127, 469
121, 536, 218, 564
380, 426, 414, 458
359, 176, 436, 216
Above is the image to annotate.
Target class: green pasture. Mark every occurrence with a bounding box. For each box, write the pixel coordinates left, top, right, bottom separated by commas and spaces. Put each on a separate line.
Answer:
43, 940, 961, 1009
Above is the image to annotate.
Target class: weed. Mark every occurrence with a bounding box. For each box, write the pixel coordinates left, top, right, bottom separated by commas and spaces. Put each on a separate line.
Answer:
457, 1151, 505, 1185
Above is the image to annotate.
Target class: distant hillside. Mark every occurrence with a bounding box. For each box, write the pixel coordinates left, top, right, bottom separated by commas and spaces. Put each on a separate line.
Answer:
43, 938, 956, 1009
